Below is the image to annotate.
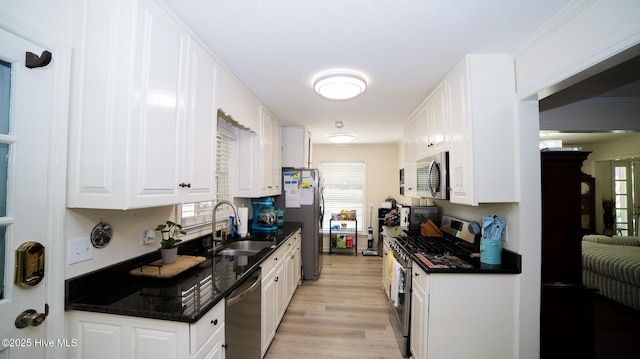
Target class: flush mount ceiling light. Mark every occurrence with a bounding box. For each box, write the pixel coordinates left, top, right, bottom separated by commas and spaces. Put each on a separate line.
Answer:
314, 72, 367, 100
328, 121, 355, 143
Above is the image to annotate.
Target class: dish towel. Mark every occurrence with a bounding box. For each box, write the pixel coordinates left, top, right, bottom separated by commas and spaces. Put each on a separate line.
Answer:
387, 250, 395, 284
391, 259, 405, 307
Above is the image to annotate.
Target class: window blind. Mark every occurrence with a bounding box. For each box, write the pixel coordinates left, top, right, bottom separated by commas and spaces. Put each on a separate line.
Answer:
319, 161, 365, 232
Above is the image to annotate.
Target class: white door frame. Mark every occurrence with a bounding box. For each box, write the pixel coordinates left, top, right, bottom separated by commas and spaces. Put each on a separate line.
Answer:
0, 16, 70, 359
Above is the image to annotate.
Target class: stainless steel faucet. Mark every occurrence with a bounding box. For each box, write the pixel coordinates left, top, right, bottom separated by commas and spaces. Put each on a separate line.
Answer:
212, 200, 241, 246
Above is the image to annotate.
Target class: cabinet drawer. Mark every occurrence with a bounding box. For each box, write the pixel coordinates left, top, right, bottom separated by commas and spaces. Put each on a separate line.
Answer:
261, 241, 287, 275
412, 262, 428, 293
190, 299, 225, 354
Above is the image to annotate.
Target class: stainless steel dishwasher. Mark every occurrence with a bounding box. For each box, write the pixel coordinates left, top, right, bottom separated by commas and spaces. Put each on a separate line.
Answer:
226, 268, 262, 359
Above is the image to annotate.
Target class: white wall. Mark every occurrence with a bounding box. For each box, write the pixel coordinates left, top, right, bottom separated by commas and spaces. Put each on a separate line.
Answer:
513, 1, 640, 358
65, 206, 176, 279
313, 143, 400, 251
0, 0, 73, 47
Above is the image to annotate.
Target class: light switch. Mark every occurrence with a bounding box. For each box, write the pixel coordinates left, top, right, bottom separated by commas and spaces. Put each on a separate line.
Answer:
68, 238, 93, 264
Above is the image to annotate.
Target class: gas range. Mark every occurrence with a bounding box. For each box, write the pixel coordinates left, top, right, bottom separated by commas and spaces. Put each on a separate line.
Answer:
393, 215, 481, 270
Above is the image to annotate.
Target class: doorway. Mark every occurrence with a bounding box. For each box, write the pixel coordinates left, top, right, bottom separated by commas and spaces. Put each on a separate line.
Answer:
594, 158, 639, 236
0, 27, 69, 359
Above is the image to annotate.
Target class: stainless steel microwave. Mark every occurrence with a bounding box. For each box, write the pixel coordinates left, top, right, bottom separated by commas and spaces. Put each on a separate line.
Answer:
416, 151, 449, 199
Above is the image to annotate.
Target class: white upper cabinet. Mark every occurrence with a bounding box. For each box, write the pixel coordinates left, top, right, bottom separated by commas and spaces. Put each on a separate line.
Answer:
429, 83, 450, 154
447, 54, 517, 206
417, 82, 450, 160
181, 39, 218, 204
403, 53, 516, 204
235, 106, 282, 198
403, 114, 418, 198
281, 126, 311, 168
67, 0, 216, 209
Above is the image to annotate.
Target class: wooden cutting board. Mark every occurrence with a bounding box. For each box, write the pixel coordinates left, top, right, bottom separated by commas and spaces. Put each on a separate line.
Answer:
129, 255, 207, 279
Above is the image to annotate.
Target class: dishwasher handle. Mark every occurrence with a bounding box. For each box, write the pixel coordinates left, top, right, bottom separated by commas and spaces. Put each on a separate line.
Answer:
227, 271, 261, 307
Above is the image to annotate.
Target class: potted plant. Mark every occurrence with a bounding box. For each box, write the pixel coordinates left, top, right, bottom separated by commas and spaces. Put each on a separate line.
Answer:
155, 220, 186, 264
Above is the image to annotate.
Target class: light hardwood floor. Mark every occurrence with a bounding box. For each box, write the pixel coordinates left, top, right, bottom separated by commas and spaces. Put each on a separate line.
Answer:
264, 253, 404, 359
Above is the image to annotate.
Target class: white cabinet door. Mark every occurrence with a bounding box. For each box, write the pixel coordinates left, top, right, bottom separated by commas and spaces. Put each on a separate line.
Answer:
261, 242, 286, 356
235, 106, 282, 198
285, 232, 301, 302
68, 0, 215, 209
181, 38, 217, 203
447, 54, 517, 206
416, 82, 449, 161
67, 311, 190, 359
271, 117, 282, 194
260, 231, 300, 356
430, 83, 449, 153
275, 258, 288, 323
382, 236, 391, 298
418, 100, 431, 159
446, 59, 473, 204
281, 126, 311, 168
410, 278, 426, 359
259, 107, 273, 193
403, 115, 418, 197
192, 323, 225, 359
261, 267, 277, 356
128, 0, 188, 208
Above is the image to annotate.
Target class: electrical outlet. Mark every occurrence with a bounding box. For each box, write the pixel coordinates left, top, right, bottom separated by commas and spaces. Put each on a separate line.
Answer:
69, 238, 93, 264
141, 228, 156, 245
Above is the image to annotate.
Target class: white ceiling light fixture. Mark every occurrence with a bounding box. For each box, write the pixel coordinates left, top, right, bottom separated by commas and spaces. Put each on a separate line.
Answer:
328, 121, 355, 143
314, 72, 367, 100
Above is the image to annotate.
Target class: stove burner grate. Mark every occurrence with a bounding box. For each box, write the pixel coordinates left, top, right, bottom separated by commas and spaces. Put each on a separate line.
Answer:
397, 235, 474, 257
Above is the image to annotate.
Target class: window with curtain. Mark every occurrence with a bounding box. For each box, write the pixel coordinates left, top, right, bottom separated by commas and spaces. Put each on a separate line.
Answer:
180, 122, 235, 228
319, 161, 365, 233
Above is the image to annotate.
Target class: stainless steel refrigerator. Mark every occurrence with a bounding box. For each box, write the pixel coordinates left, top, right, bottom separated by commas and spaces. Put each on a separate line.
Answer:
274, 168, 323, 280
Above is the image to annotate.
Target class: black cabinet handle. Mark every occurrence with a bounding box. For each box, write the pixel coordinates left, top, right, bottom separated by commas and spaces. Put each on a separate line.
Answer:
211, 319, 218, 325
179, 182, 191, 188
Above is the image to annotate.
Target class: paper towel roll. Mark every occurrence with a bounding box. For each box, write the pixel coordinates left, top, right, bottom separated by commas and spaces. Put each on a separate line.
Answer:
237, 207, 249, 237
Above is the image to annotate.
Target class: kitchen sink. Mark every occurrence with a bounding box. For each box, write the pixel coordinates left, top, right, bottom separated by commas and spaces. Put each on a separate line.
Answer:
217, 240, 274, 256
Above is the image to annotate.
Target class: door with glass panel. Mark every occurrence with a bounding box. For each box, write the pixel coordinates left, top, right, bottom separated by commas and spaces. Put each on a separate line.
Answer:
0, 28, 58, 359
613, 160, 638, 236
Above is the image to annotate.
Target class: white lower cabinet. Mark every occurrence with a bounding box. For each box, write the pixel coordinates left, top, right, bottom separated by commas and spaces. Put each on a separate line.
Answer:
66, 299, 225, 359
286, 230, 302, 302
261, 228, 301, 357
410, 264, 428, 359
382, 235, 391, 299
410, 262, 517, 359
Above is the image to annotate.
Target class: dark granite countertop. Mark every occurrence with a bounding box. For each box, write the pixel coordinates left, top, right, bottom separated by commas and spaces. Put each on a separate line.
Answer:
382, 226, 521, 274
412, 250, 521, 274
65, 222, 303, 323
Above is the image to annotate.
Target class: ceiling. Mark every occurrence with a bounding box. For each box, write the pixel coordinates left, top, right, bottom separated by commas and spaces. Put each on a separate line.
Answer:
539, 52, 640, 146
163, 0, 577, 144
